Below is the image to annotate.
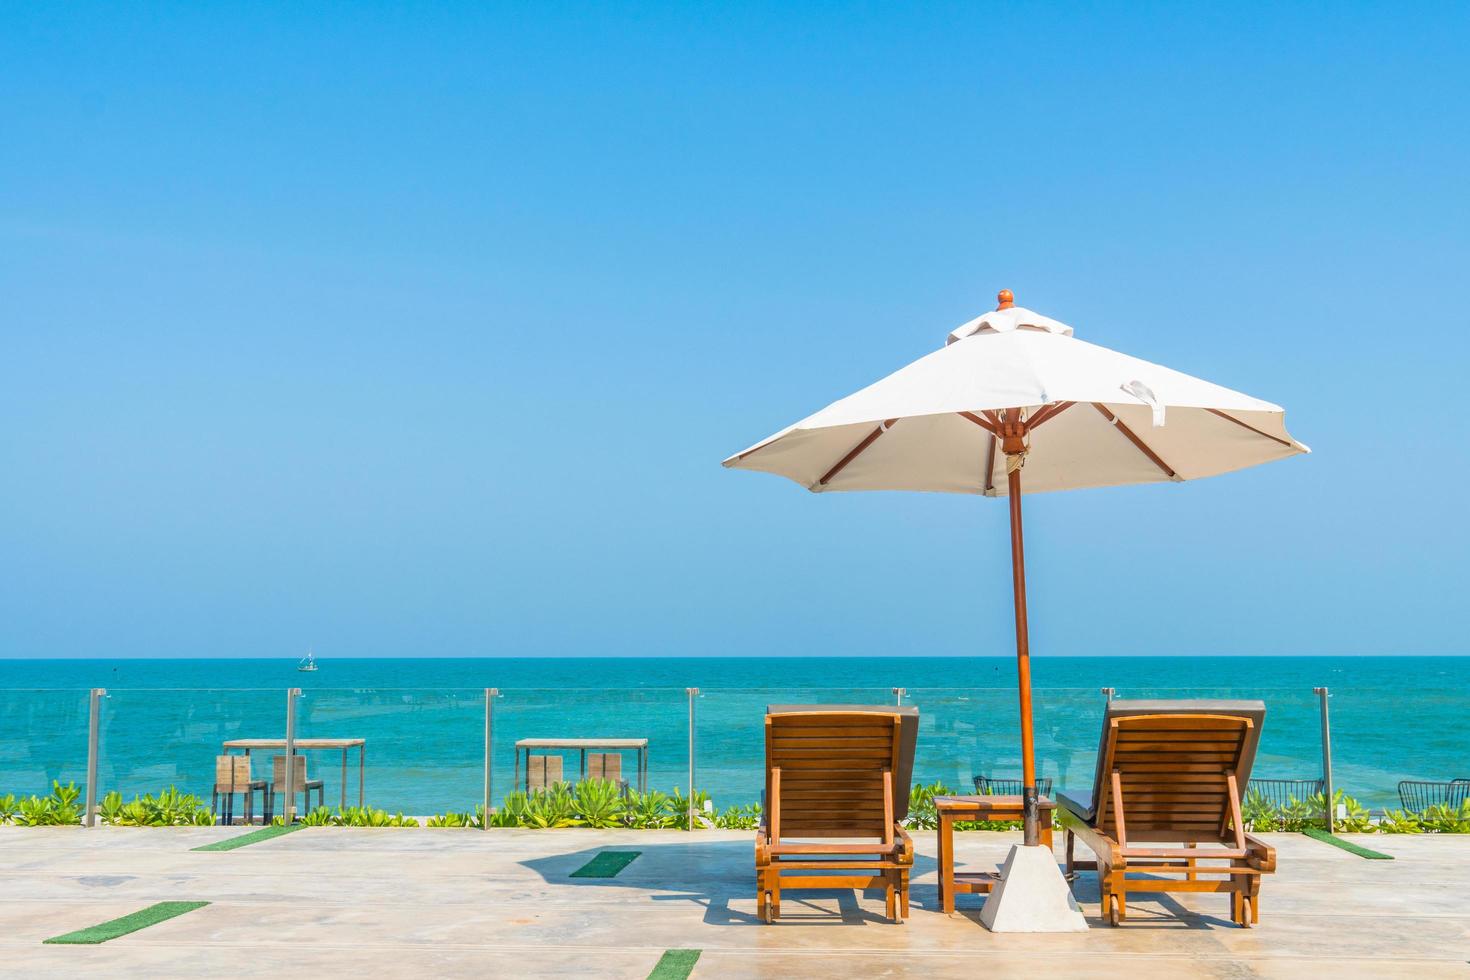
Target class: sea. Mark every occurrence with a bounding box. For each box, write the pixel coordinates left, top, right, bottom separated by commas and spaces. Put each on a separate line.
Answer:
2, 656, 1466, 813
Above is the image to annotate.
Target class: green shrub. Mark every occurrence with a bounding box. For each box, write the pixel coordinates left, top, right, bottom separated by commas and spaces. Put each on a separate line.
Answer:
904, 780, 953, 830
624, 789, 674, 829
715, 803, 761, 830
0, 793, 17, 823
270, 805, 418, 827
668, 787, 713, 830
426, 811, 475, 828
12, 781, 83, 826
522, 783, 580, 828
572, 779, 625, 829
1417, 800, 1470, 834
1377, 809, 1424, 833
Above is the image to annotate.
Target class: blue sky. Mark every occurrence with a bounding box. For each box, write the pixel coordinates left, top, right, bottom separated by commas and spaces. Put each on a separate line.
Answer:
2, 3, 1466, 659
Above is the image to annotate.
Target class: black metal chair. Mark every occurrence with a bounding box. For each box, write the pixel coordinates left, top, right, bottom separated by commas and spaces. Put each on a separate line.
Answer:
973, 775, 1054, 797
1246, 778, 1324, 808
1396, 779, 1470, 812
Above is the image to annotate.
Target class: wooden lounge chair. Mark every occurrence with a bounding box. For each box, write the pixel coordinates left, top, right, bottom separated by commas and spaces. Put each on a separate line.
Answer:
211, 756, 266, 826
755, 706, 918, 924
1060, 699, 1276, 927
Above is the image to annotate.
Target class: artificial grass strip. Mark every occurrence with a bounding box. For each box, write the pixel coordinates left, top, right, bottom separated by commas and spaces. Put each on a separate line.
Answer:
647, 949, 701, 980
1304, 828, 1394, 859
44, 901, 209, 944
570, 850, 642, 878
191, 823, 305, 852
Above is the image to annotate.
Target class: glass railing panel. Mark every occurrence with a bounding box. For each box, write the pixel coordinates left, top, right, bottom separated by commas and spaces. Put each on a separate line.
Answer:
695, 687, 898, 807
903, 687, 1104, 798
493, 688, 691, 808
96, 689, 282, 815
1326, 684, 1469, 812
0, 689, 91, 800
296, 688, 485, 816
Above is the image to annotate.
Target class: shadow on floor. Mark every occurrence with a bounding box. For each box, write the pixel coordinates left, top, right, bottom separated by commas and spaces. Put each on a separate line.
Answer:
521, 838, 940, 927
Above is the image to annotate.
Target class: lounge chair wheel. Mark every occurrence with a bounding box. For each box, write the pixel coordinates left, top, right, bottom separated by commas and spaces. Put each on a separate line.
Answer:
1105, 897, 1120, 927
1240, 896, 1253, 929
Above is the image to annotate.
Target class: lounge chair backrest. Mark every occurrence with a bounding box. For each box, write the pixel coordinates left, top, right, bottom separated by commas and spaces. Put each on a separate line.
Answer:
765, 710, 901, 840
271, 755, 312, 793
588, 753, 621, 783
215, 755, 252, 792
766, 705, 918, 819
528, 754, 563, 790
1094, 713, 1253, 843
1077, 700, 1265, 816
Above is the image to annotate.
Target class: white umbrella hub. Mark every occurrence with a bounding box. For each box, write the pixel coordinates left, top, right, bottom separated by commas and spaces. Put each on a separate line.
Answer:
723, 290, 1308, 496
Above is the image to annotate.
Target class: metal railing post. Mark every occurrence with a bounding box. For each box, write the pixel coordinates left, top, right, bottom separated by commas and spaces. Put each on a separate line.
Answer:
483, 688, 499, 829
892, 687, 906, 706
1101, 687, 1116, 702
1314, 686, 1334, 833
686, 688, 699, 831
84, 688, 106, 827
284, 688, 300, 823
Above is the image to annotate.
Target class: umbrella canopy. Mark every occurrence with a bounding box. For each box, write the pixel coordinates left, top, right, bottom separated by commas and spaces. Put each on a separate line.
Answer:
724, 297, 1308, 492
723, 290, 1307, 853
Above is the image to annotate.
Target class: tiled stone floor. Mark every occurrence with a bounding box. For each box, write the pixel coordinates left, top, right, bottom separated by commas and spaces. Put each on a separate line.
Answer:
2, 826, 1466, 977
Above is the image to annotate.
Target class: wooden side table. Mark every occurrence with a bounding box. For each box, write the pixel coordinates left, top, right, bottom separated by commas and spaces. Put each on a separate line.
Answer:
935, 794, 1057, 915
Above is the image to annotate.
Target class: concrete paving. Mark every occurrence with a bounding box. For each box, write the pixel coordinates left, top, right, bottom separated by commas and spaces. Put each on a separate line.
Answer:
1, 825, 1466, 978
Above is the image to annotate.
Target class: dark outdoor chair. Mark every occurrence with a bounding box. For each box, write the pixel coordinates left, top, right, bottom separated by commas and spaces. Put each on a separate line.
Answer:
1397, 779, 1470, 812
1246, 778, 1324, 808
973, 775, 1053, 797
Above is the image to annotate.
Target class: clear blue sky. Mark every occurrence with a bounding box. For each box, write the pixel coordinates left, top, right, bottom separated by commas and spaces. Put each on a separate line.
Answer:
2, 3, 1466, 659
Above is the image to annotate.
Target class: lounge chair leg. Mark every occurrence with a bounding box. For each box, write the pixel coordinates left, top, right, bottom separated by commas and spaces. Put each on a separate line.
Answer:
1185, 841, 1197, 881
771, 882, 780, 921
885, 880, 896, 922
1232, 891, 1243, 925
899, 870, 910, 919
1065, 830, 1075, 879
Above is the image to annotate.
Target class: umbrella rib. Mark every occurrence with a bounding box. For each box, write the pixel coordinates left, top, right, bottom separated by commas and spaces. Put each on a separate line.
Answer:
959, 411, 998, 435
1207, 408, 1295, 448
984, 432, 997, 495
817, 418, 898, 487
1091, 403, 1179, 480
1027, 401, 1076, 429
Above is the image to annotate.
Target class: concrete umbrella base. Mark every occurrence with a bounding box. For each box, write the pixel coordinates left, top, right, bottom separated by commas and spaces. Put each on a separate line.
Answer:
979, 844, 1090, 933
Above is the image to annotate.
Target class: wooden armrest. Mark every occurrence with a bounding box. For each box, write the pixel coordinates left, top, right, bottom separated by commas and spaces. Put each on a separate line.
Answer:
1244, 833, 1277, 872
894, 824, 915, 863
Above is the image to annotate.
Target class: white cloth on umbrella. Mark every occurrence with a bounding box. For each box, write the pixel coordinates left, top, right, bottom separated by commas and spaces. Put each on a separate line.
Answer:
723, 306, 1308, 495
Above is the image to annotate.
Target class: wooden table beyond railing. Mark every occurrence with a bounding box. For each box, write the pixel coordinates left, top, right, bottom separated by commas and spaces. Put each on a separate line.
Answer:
513, 738, 648, 793
222, 738, 366, 810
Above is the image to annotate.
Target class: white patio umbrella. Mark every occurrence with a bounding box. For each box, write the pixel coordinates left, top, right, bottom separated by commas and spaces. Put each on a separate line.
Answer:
722, 290, 1307, 927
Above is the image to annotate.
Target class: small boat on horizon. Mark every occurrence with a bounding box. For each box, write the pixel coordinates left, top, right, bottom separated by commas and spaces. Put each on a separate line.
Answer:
297, 650, 319, 672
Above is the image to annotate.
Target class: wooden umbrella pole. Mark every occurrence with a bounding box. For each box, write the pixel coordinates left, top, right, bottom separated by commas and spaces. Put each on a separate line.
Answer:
1002, 408, 1040, 847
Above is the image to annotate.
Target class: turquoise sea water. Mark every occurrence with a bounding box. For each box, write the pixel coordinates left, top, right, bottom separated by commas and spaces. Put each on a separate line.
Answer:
2, 656, 1466, 813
